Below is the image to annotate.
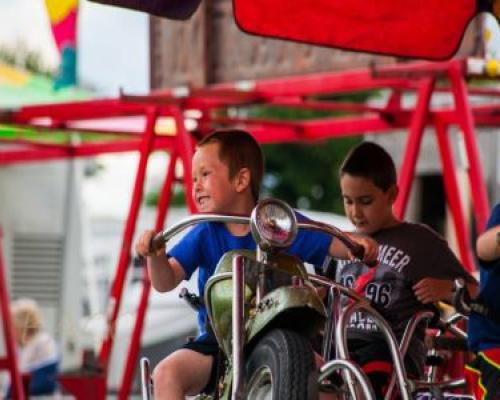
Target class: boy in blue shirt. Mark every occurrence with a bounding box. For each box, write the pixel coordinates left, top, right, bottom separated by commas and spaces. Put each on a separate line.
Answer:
465, 203, 500, 399
135, 129, 378, 400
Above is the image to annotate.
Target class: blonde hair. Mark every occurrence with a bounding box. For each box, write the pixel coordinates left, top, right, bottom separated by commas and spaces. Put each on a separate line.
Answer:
11, 298, 42, 344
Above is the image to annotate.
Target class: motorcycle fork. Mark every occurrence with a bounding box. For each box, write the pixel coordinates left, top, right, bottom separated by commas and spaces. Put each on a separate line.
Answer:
231, 254, 246, 400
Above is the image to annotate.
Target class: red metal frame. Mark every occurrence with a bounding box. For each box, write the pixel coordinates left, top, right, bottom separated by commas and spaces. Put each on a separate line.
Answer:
0, 58, 494, 397
394, 77, 436, 218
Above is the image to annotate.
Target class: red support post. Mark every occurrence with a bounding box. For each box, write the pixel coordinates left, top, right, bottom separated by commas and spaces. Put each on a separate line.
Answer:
447, 62, 490, 232
117, 151, 179, 399
394, 78, 435, 218
99, 107, 159, 372
172, 107, 197, 213
434, 119, 476, 272
0, 230, 25, 400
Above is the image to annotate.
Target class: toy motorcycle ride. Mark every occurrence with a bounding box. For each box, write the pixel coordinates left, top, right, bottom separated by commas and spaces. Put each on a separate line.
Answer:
140, 198, 374, 400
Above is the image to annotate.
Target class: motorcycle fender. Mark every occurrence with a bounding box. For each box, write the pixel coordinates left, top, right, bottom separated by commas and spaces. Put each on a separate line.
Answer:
247, 286, 326, 342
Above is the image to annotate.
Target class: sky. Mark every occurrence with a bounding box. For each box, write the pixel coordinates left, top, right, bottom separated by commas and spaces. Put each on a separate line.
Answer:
0, 0, 149, 95
0, 0, 154, 218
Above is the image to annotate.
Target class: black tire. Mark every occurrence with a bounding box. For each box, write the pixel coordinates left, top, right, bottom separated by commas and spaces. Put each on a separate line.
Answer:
245, 329, 317, 400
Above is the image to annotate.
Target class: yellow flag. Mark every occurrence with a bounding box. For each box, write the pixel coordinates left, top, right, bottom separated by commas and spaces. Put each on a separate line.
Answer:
44, 0, 79, 24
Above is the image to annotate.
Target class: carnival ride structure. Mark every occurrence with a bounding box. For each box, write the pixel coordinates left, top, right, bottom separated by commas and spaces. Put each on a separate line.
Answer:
0, 57, 497, 398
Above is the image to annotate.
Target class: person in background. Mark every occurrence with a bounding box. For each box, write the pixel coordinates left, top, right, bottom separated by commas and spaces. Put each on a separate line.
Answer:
9, 298, 59, 397
465, 203, 500, 399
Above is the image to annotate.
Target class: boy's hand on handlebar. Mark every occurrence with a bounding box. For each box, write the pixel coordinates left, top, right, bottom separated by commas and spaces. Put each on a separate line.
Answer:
348, 233, 379, 265
413, 278, 454, 304
135, 229, 165, 257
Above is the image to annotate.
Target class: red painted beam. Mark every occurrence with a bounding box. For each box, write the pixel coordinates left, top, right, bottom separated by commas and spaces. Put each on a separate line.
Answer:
210, 68, 413, 97
13, 99, 149, 123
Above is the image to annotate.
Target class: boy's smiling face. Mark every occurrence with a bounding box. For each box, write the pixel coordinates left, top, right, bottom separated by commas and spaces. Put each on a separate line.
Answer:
192, 142, 240, 213
340, 173, 399, 235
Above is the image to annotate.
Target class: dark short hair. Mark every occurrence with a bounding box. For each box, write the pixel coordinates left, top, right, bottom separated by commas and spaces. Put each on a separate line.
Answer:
340, 141, 396, 192
198, 129, 264, 202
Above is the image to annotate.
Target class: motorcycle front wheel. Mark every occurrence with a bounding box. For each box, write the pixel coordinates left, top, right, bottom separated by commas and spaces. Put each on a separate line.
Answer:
245, 329, 317, 400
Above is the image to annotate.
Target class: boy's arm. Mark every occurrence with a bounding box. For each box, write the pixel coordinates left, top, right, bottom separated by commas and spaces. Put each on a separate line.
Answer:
476, 225, 500, 263
413, 277, 479, 304
148, 253, 186, 292
328, 232, 378, 263
135, 230, 186, 292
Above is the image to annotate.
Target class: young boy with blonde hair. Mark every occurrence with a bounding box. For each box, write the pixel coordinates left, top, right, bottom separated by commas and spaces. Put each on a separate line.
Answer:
135, 129, 378, 400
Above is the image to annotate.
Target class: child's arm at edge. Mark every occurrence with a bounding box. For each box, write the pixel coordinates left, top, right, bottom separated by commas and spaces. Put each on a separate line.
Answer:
328, 232, 379, 264
135, 229, 186, 292
413, 275, 478, 305
476, 225, 500, 263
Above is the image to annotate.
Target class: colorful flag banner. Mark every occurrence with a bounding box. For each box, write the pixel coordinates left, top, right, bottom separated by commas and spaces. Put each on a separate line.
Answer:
44, 0, 79, 88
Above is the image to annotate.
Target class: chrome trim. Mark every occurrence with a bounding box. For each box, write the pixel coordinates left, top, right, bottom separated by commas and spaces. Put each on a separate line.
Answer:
308, 274, 368, 305
319, 359, 375, 399
385, 311, 435, 399
297, 220, 364, 257
426, 313, 468, 383
158, 214, 250, 243
413, 378, 466, 390
250, 198, 298, 251
232, 255, 246, 399
140, 357, 153, 400
154, 209, 362, 256
337, 302, 413, 400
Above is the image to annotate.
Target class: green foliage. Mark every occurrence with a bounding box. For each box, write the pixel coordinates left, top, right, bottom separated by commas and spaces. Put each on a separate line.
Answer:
144, 187, 187, 207
248, 92, 374, 213
0, 44, 55, 77
262, 138, 361, 213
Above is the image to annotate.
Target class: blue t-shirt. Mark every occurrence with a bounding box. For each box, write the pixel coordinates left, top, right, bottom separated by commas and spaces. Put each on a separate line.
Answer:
468, 203, 500, 352
167, 213, 331, 338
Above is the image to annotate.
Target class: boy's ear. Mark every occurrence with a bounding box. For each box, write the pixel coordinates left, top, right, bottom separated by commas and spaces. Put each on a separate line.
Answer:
388, 184, 399, 204
234, 167, 251, 193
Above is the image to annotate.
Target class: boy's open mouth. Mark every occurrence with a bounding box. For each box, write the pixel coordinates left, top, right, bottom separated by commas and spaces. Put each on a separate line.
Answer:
197, 196, 209, 206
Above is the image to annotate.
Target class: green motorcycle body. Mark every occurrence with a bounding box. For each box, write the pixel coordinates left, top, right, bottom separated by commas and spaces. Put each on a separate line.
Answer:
205, 250, 326, 358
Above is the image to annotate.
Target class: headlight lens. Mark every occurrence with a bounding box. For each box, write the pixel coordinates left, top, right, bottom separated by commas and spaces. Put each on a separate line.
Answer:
251, 199, 297, 251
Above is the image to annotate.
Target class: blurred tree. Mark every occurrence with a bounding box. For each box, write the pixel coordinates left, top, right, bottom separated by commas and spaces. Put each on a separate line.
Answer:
0, 45, 54, 77
249, 91, 374, 213
144, 187, 187, 207
262, 137, 361, 214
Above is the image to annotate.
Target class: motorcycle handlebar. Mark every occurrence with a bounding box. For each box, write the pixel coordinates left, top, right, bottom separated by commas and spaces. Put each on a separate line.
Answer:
296, 220, 377, 267
149, 213, 375, 264
150, 214, 251, 254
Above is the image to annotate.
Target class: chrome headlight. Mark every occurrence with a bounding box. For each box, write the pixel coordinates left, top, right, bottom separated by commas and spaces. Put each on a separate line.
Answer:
250, 198, 297, 251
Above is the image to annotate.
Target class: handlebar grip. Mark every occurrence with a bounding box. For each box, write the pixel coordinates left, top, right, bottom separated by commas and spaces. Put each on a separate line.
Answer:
350, 243, 365, 260
150, 232, 166, 254
452, 278, 471, 316
350, 243, 378, 268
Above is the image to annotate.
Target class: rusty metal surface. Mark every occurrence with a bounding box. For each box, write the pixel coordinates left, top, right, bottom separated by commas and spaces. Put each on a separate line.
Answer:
150, 0, 483, 89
